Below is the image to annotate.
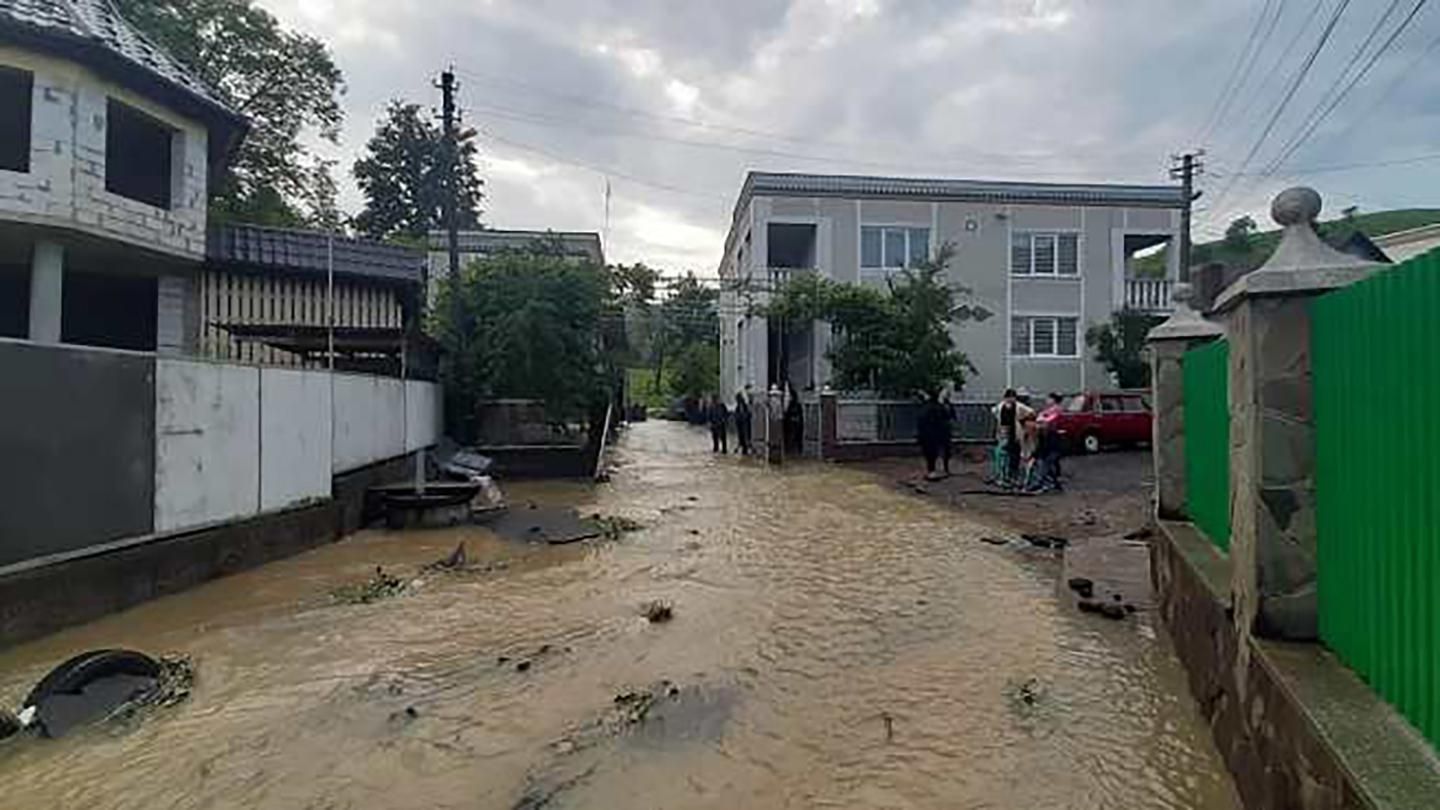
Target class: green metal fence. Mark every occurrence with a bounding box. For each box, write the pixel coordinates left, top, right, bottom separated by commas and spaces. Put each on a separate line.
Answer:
1313, 247, 1440, 749
1183, 339, 1230, 550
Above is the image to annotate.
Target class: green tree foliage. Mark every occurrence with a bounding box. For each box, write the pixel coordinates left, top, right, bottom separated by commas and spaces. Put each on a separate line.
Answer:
669, 342, 719, 400
765, 245, 970, 396
116, 0, 345, 225
352, 101, 485, 241
1085, 308, 1164, 389
432, 250, 640, 439
1223, 215, 1257, 252
652, 274, 718, 398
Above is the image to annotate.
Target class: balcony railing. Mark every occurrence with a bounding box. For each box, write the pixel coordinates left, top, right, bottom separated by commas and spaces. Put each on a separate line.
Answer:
1124, 277, 1174, 312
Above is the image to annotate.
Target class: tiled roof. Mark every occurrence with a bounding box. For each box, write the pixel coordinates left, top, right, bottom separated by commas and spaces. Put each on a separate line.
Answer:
208, 224, 425, 286
0, 0, 241, 122
743, 171, 1187, 209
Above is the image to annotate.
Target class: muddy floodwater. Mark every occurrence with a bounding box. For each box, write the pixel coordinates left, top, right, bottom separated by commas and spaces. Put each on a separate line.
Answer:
0, 421, 1240, 809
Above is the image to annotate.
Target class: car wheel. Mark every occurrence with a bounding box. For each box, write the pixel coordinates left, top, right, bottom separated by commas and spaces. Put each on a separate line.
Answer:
1083, 433, 1101, 454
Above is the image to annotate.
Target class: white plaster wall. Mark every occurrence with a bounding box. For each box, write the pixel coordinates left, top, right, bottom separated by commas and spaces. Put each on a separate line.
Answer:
0, 45, 208, 259
333, 373, 405, 472
260, 368, 332, 511
155, 359, 259, 531
404, 380, 441, 452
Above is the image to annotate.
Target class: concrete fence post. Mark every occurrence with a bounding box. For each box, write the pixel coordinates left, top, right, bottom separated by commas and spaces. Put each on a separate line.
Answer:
1147, 283, 1224, 521
1213, 187, 1380, 641
766, 384, 784, 465
819, 386, 838, 461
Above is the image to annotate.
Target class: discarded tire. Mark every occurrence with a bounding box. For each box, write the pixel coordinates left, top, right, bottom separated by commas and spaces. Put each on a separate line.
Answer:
23, 649, 160, 710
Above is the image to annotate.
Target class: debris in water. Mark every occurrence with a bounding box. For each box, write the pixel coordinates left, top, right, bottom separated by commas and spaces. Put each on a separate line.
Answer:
422, 542, 468, 572
1005, 677, 1047, 714
330, 567, 407, 604
589, 514, 644, 541
1074, 509, 1098, 526
880, 711, 894, 742
516, 660, 532, 673
1022, 533, 1069, 549
1078, 598, 1127, 620
641, 599, 674, 623
1066, 577, 1095, 599
1123, 526, 1155, 541
0, 708, 21, 741
979, 536, 1009, 546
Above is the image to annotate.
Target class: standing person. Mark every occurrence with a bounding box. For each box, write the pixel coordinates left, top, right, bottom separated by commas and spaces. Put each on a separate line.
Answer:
783, 383, 804, 455
708, 394, 729, 453
917, 391, 946, 479
733, 391, 753, 455
1036, 392, 1065, 490
939, 391, 957, 476
992, 389, 1034, 488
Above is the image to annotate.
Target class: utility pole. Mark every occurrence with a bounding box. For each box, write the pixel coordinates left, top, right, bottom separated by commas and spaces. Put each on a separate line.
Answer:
438, 69, 461, 297
1169, 151, 1204, 282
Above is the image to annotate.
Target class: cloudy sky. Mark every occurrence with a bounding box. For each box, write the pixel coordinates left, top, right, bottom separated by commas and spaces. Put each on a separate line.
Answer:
258, 0, 1440, 271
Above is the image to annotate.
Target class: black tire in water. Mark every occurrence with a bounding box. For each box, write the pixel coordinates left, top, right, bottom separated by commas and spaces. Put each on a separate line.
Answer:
23, 649, 160, 709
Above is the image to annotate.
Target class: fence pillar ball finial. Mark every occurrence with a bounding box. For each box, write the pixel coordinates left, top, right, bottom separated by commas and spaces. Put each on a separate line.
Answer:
1147, 280, 1223, 342
1271, 186, 1322, 227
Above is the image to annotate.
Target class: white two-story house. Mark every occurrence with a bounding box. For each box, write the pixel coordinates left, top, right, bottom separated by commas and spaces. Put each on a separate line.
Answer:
718, 172, 1186, 401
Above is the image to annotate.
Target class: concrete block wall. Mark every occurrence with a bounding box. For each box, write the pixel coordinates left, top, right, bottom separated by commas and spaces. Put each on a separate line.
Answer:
0, 45, 208, 259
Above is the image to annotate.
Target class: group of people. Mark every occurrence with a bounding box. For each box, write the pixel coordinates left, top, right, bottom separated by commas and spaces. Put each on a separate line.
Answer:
992, 388, 1065, 492
915, 387, 1066, 491
706, 391, 754, 455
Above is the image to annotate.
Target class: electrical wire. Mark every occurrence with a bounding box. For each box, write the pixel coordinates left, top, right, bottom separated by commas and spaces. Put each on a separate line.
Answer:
1261, 0, 1430, 174
1200, 0, 1355, 228
1194, 0, 1282, 145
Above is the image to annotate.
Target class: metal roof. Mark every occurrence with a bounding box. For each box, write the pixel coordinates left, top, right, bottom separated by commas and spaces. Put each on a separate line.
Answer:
0, 0, 246, 151
207, 224, 425, 286
428, 228, 605, 264
738, 171, 1186, 215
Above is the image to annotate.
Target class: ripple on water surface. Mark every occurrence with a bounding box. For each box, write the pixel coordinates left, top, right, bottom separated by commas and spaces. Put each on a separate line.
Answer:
0, 421, 1238, 810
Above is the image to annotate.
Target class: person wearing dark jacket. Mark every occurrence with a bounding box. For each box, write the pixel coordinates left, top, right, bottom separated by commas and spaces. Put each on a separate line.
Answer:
917, 392, 950, 479
708, 395, 730, 453
733, 392, 753, 455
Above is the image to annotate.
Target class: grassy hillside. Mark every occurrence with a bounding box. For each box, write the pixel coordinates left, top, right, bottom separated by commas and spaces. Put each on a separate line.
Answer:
1133, 208, 1440, 276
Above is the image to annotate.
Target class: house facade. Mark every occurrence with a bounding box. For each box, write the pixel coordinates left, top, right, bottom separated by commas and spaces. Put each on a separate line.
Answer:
0, 2, 441, 633
718, 172, 1187, 401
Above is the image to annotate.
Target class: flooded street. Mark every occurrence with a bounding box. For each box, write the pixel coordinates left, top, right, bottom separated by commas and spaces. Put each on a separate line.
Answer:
0, 421, 1239, 809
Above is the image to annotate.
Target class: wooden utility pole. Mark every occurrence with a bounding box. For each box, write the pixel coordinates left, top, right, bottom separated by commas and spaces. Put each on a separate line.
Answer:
439, 69, 461, 293
1170, 151, 1204, 282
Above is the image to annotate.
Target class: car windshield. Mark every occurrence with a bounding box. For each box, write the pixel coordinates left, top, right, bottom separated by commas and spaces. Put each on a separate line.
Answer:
1065, 395, 1088, 412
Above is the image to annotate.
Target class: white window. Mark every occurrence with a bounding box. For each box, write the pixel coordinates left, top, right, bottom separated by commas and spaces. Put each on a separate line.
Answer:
1011, 316, 1080, 357
1010, 232, 1080, 276
861, 226, 930, 269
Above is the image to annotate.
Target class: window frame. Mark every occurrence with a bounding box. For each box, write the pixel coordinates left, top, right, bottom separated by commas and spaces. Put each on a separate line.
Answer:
1010, 314, 1082, 358
104, 97, 177, 210
0, 65, 34, 174
1010, 230, 1081, 277
860, 224, 931, 270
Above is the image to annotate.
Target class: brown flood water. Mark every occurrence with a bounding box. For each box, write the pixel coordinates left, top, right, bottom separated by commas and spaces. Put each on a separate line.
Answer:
0, 421, 1240, 809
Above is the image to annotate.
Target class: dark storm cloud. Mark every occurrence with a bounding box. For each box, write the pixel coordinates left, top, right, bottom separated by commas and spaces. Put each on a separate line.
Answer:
263, 0, 1440, 264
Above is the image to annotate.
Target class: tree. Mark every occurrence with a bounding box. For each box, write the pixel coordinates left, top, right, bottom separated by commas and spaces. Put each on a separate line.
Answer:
432, 251, 637, 440
669, 342, 719, 399
1086, 308, 1164, 389
765, 245, 971, 396
651, 274, 718, 392
352, 101, 484, 241
1223, 216, 1257, 252
116, 0, 345, 225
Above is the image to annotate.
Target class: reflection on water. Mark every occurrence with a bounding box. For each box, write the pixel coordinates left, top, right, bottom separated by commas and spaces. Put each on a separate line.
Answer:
0, 422, 1239, 809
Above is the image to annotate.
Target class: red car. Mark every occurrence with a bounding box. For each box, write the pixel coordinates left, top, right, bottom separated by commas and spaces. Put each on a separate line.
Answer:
1049, 392, 1152, 453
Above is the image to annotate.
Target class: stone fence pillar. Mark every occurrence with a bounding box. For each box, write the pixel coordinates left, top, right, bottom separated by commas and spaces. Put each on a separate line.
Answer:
1214, 188, 1380, 641
1147, 284, 1224, 520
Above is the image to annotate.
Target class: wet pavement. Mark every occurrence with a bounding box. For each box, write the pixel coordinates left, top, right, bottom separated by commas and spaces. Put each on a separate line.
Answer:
0, 421, 1239, 809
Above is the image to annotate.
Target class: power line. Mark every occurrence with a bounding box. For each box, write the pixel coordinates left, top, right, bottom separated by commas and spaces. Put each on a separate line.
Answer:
480, 126, 732, 204
1232, 150, 1440, 177
1262, 0, 1431, 174
1222, 0, 1331, 152
1195, 0, 1281, 145
1201, 0, 1355, 228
